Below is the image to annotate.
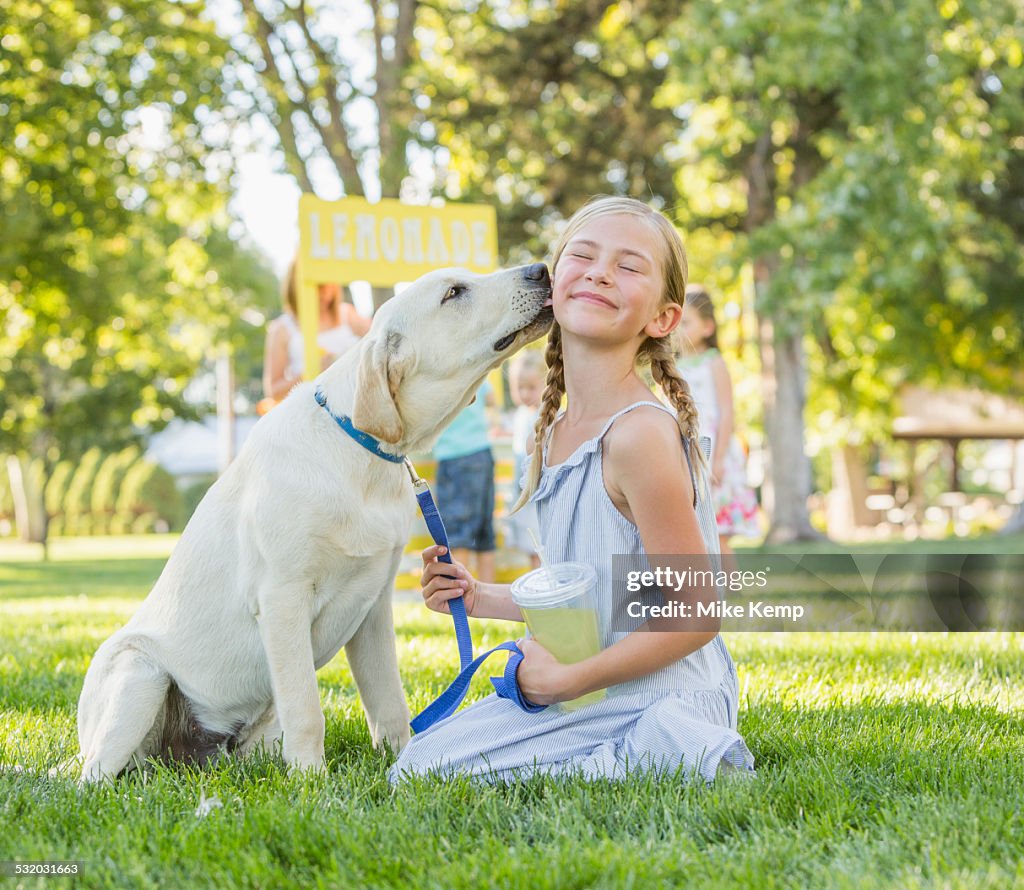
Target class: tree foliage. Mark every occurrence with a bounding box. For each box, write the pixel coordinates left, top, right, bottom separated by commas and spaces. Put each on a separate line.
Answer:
224, 0, 421, 306
0, 0, 279, 545
413, 0, 684, 259
412, 0, 1023, 540
663, 0, 1023, 537
227, 0, 418, 199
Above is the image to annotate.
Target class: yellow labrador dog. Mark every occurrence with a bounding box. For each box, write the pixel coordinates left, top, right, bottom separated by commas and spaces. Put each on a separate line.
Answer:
77, 263, 552, 782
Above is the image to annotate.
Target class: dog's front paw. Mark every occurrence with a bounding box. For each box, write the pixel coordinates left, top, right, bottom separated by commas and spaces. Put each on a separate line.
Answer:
282, 728, 326, 773
370, 715, 411, 755
283, 739, 326, 774
286, 754, 327, 776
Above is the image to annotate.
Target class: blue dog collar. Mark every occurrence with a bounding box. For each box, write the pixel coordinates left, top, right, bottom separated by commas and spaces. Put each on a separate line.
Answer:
314, 388, 406, 464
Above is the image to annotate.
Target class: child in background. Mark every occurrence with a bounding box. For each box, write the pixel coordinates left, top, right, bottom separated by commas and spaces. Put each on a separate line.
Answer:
675, 285, 760, 558
393, 196, 753, 783
432, 380, 497, 584
503, 350, 546, 569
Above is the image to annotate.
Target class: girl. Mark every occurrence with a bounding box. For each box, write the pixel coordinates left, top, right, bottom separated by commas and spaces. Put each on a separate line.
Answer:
675, 285, 761, 558
503, 349, 546, 569
391, 197, 754, 783
262, 260, 371, 403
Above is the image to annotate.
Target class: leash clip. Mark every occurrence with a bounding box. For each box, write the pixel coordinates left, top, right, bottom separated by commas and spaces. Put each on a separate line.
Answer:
403, 457, 428, 492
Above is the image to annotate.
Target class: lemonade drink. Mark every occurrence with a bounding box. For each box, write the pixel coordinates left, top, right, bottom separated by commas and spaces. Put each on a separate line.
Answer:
511, 562, 606, 711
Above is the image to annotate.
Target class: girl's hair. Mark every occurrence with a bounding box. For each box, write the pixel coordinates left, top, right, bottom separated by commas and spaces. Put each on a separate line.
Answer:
684, 283, 719, 350
513, 196, 705, 511
282, 259, 344, 325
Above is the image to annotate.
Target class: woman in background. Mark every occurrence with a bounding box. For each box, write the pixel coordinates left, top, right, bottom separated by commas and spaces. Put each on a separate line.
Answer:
262, 260, 371, 404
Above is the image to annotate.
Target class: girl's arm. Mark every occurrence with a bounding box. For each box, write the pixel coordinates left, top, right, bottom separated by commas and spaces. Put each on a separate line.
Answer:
420, 545, 524, 622
709, 353, 735, 479
263, 319, 300, 401
516, 409, 720, 705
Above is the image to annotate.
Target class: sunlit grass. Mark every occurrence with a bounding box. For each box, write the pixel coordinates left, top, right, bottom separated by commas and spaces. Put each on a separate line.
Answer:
1, 536, 1022, 888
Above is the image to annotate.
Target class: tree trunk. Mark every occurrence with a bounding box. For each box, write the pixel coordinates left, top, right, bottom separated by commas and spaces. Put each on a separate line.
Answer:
6, 454, 48, 554
744, 128, 823, 544
216, 348, 235, 475
755, 308, 823, 543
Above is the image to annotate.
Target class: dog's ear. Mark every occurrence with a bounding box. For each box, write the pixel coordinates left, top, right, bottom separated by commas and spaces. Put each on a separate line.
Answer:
352, 332, 411, 444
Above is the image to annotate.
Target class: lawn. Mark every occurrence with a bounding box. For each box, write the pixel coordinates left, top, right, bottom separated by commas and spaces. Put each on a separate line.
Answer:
1, 536, 1022, 889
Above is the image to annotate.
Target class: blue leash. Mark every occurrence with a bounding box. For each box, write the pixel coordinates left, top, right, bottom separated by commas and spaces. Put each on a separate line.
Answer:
407, 466, 546, 733
311, 387, 544, 734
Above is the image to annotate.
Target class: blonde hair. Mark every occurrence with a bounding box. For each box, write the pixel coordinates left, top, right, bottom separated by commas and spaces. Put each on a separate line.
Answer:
513, 196, 705, 511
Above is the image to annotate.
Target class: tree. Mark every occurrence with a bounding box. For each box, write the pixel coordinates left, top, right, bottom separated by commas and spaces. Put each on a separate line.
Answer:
419, 0, 1022, 542
225, 0, 420, 307
412, 0, 685, 259
0, 0, 278, 552
665, 0, 1023, 540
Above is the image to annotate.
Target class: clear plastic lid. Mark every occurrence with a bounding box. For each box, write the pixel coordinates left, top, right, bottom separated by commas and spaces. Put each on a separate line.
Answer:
510, 562, 597, 609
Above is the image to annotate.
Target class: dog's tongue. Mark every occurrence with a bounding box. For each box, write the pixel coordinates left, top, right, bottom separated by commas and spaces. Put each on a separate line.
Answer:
543, 296, 553, 308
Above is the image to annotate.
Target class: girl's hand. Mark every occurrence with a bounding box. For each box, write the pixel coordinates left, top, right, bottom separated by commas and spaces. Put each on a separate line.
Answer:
514, 638, 582, 706
420, 545, 479, 616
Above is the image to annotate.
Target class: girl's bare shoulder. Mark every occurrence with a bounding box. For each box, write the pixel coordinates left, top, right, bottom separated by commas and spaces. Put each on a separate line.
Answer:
602, 404, 692, 504
603, 404, 683, 461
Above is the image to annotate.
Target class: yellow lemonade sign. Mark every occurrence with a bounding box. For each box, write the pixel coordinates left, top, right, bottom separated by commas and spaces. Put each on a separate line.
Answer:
295, 195, 498, 377
298, 195, 498, 285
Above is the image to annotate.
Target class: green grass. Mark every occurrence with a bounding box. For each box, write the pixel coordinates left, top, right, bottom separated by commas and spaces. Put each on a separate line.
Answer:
1, 537, 1022, 889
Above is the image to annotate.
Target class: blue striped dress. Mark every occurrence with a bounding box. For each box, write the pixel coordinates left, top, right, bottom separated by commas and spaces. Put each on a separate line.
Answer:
390, 401, 755, 783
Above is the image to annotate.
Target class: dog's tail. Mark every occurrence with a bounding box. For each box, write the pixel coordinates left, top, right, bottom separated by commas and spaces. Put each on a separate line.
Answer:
159, 685, 240, 766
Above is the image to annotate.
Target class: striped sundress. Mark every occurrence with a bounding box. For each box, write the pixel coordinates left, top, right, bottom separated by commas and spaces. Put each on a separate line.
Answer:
389, 400, 755, 784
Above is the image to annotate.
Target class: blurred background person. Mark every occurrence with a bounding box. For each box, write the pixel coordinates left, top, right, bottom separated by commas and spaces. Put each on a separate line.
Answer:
261, 260, 371, 405
503, 350, 545, 569
432, 380, 498, 583
675, 284, 761, 559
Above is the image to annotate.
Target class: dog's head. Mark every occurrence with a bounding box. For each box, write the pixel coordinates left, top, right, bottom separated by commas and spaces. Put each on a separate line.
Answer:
351, 264, 552, 450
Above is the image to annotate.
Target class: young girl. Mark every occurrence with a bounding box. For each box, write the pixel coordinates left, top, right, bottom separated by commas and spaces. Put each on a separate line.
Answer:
675, 285, 761, 557
391, 197, 754, 783
503, 350, 545, 569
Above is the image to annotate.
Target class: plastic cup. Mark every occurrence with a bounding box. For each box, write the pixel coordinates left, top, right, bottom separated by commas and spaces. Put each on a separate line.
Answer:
510, 562, 606, 711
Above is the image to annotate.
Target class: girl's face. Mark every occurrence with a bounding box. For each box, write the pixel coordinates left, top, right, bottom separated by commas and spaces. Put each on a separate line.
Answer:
512, 370, 544, 408
553, 214, 678, 345
318, 282, 341, 308
678, 304, 714, 351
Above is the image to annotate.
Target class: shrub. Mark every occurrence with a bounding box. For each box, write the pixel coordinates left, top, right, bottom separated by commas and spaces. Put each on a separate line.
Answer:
130, 512, 161, 534
181, 475, 216, 526
109, 513, 133, 535
44, 460, 75, 527
116, 459, 185, 532
90, 446, 140, 535
63, 447, 104, 536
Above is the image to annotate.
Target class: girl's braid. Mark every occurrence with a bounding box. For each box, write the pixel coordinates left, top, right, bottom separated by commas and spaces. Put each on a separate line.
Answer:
648, 337, 708, 500
512, 322, 566, 512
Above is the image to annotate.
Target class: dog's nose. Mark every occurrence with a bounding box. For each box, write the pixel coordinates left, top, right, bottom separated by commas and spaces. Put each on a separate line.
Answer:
524, 263, 550, 284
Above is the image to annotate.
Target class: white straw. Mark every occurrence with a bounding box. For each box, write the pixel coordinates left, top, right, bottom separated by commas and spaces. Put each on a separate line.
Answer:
527, 526, 558, 588
527, 526, 547, 566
